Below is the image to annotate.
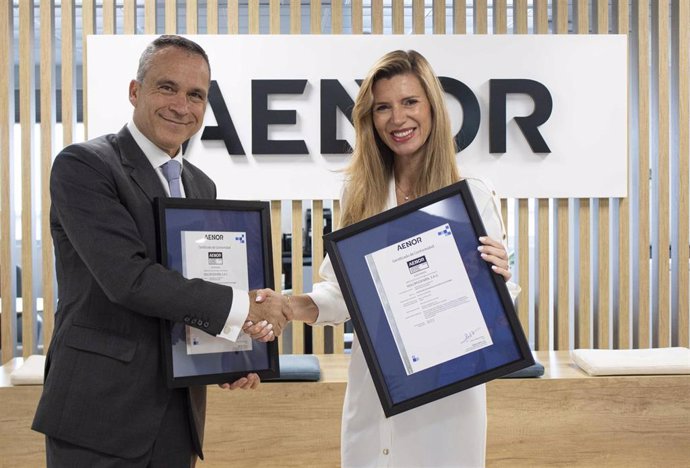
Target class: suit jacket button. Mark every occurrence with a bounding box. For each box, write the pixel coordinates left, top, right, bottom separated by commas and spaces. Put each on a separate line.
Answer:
184, 316, 191, 323
203, 322, 210, 328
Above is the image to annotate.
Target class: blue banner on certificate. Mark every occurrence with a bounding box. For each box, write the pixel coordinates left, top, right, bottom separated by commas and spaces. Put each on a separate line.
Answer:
155, 199, 279, 388
325, 180, 533, 417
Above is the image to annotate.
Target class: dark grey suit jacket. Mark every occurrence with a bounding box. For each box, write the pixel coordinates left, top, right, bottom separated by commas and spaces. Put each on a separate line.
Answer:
32, 127, 233, 459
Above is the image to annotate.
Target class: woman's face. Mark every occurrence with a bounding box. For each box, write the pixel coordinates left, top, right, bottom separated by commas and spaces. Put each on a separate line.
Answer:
372, 72, 433, 160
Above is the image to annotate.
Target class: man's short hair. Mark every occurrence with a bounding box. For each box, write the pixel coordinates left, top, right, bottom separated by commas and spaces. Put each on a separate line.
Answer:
136, 35, 211, 82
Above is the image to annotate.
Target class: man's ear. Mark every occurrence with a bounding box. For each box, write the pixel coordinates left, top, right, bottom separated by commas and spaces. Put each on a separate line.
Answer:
128, 80, 139, 106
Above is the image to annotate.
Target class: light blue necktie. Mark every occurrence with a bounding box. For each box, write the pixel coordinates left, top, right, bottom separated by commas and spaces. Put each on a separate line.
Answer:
161, 159, 182, 198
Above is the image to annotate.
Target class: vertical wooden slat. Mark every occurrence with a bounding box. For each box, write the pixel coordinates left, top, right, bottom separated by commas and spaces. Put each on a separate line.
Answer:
291, 201, 304, 354
678, 0, 690, 348
249, 0, 260, 34
267, 2, 280, 353
351, 0, 362, 34
618, 204, 631, 348
537, 200, 550, 350
596, 0, 608, 34
637, 0, 651, 348
0, 0, 14, 363
103, 0, 116, 34
534, 0, 549, 351
554, 0, 568, 34
372, 0, 383, 34
40, 0, 55, 353
311, 201, 325, 353
578, 199, 591, 348
283, 6, 297, 342
227, 0, 238, 35
270, 202, 283, 354
61, 0, 75, 145
291, 0, 301, 34
453, 0, 466, 35
616, 0, 631, 350
596, 0, 610, 349
473, 0, 487, 34
501, 201, 508, 233
555, 1, 569, 351
534, 0, 548, 34
185, 0, 197, 34
19, 0, 35, 358
81, 0, 94, 139
124, 0, 137, 34
493, 0, 507, 34
433, 0, 446, 34
311, 0, 322, 34
597, 200, 610, 348
556, 199, 569, 350
392, 0, 403, 34
206, 0, 215, 34
332, 200, 344, 353
165, 0, 176, 33
144, 0, 156, 34
517, 199, 530, 339
575, 0, 590, 349
331, 0, 342, 33
412, 0, 424, 34
514, 0, 529, 343
270, 0, 281, 34
655, 0, 670, 347
513, 0, 527, 34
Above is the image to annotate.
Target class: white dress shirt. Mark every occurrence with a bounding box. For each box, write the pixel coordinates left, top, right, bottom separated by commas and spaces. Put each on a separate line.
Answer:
308, 177, 520, 468
127, 121, 248, 341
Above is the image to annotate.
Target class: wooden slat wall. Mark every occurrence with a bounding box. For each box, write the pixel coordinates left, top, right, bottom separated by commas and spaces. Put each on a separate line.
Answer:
19, 0, 35, 359
1, 2, 689, 363
616, 0, 630, 353
655, 0, 670, 348
1, 0, 14, 364
535, 0, 550, 351
637, 1, 651, 349
39, 0, 55, 353
595, 0, 610, 350
679, 0, 690, 348
514, 0, 530, 344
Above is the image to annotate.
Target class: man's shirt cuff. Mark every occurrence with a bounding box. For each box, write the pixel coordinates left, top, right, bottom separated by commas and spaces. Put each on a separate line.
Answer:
216, 289, 249, 342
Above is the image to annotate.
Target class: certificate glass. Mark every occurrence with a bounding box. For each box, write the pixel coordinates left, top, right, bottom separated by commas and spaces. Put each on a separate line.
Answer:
155, 198, 279, 387
325, 180, 533, 417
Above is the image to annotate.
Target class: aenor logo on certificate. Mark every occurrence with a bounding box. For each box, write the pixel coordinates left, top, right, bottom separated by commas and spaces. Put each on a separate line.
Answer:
365, 224, 493, 375
181, 231, 252, 355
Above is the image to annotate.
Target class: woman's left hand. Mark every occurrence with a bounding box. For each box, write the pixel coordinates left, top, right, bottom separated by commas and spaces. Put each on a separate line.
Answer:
478, 236, 512, 282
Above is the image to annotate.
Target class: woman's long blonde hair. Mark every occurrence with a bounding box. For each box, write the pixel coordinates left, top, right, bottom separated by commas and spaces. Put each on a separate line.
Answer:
340, 50, 460, 227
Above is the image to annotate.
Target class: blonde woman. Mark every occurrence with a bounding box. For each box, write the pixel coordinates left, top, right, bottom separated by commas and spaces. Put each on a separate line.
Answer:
250, 50, 519, 467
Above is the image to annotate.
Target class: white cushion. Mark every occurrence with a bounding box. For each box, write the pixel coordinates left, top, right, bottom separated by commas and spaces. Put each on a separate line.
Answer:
571, 347, 690, 376
9, 354, 46, 385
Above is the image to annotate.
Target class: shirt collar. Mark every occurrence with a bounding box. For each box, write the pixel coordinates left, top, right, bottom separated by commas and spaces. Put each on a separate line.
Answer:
127, 121, 185, 171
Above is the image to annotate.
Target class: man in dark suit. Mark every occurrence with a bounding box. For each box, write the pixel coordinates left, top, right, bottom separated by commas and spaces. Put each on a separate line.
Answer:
32, 35, 286, 467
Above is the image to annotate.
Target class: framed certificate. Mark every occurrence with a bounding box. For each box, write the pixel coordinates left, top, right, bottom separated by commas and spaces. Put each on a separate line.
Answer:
324, 180, 533, 417
155, 198, 279, 387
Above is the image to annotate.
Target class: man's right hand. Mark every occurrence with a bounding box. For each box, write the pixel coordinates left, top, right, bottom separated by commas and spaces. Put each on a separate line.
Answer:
246, 289, 288, 339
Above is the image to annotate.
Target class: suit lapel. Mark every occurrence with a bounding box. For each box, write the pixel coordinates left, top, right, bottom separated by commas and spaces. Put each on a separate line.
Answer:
181, 168, 202, 199
116, 126, 167, 202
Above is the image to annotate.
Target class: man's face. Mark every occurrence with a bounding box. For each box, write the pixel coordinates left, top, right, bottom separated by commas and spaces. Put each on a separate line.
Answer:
129, 46, 210, 157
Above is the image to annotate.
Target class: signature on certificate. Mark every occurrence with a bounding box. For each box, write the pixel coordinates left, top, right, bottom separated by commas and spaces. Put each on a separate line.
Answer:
461, 327, 482, 344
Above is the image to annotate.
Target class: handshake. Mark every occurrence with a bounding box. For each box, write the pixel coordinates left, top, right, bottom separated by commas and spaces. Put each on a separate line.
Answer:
244, 289, 292, 342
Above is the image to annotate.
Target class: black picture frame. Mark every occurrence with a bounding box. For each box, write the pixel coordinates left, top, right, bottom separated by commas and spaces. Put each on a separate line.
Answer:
324, 180, 533, 417
155, 198, 279, 388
